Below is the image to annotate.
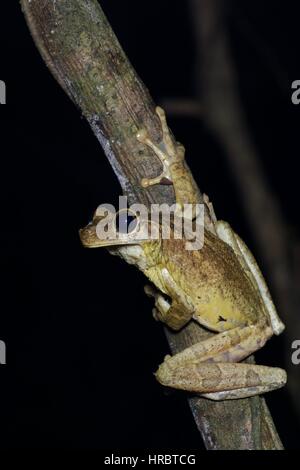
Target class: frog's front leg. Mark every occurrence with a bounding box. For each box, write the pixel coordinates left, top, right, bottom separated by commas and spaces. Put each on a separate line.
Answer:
137, 107, 201, 212
144, 268, 194, 330
155, 320, 287, 400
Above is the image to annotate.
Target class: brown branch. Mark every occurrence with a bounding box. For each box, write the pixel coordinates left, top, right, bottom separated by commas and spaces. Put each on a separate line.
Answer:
20, 0, 283, 449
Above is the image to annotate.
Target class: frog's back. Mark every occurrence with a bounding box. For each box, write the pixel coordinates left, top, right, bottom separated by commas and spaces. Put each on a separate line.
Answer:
162, 230, 267, 332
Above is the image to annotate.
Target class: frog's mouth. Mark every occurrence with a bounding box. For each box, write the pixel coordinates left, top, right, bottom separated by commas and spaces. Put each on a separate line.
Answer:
79, 223, 140, 248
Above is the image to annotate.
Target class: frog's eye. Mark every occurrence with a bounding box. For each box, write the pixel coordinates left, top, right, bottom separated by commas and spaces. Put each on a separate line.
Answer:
114, 209, 139, 235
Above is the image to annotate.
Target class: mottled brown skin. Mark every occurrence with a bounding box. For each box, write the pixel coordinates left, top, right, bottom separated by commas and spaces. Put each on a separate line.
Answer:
158, 231, 264, 331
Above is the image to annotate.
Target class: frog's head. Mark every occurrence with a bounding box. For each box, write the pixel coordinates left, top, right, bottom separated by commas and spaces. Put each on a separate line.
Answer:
79, 206, 162, 270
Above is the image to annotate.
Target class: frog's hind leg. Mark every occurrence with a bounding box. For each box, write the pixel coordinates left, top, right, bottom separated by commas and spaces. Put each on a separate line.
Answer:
188, 363, 285, 400
201, 384, 280, 400
234, 231, 284, 335
215, 220, 285, 335
198, 198, 284, 335
155, 321, 286, 399
157, 360, 286, 400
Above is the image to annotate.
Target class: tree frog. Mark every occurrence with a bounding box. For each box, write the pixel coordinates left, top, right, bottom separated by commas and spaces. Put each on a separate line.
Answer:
80, 107, 286, 400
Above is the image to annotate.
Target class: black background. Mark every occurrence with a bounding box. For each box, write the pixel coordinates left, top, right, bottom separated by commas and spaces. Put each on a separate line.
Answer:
0, 1, 300, 449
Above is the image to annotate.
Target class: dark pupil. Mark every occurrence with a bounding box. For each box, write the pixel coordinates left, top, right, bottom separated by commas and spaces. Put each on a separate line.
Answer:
115, 212, 138, 234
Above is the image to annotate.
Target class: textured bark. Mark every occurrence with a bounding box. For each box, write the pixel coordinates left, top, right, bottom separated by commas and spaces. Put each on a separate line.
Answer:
20, 0, 283, 449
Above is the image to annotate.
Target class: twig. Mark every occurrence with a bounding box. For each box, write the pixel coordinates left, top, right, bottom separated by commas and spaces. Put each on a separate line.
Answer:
20, 0, 284, 449
160, 98, 203, 118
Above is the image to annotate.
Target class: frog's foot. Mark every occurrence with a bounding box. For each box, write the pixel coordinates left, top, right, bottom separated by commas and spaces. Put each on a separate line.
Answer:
137, 107, 184, 189
144, 284, 171, 322
144, 284, 184, 330
144, 275, 194, 331
155, 321, 287, 400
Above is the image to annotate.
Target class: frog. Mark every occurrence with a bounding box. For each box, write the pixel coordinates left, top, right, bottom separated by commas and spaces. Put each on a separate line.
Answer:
80, 106, 286, 400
